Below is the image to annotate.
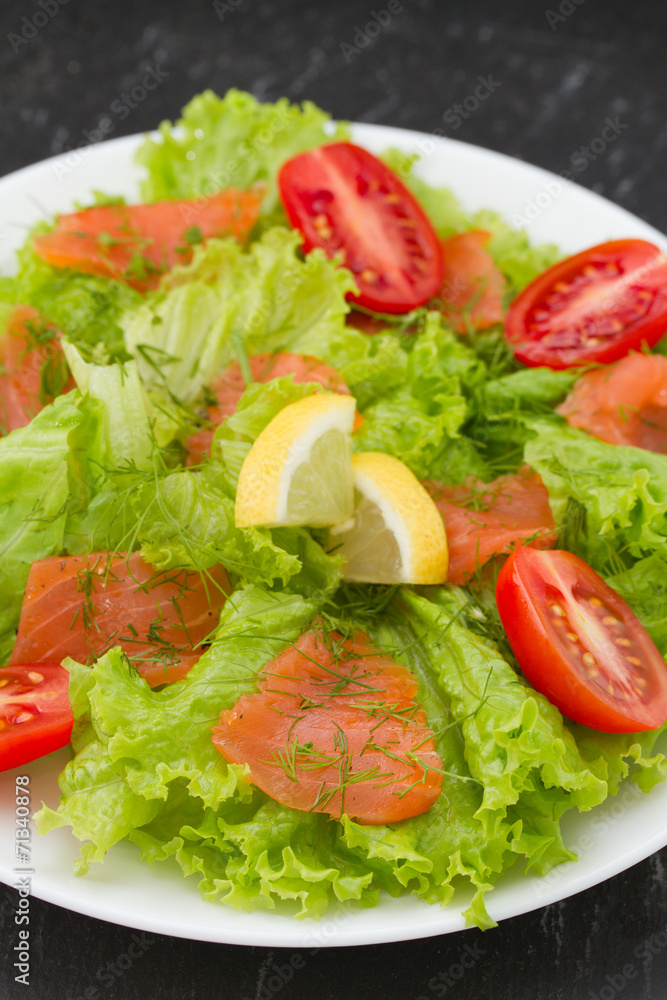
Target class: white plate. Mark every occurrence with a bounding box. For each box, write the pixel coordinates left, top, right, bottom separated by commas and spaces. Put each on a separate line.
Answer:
1, 124, 666, 948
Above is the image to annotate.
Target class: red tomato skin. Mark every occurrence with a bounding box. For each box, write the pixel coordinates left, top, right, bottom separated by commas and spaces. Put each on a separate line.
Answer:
506, 240, 667, 369
434, 230, 506, 333
278, 143, 444, 314
0, 305, 73, 434
0, 663, 72, 772
186, 352, 351, 464
496, 548, 667, 733
33, 189, 263, 292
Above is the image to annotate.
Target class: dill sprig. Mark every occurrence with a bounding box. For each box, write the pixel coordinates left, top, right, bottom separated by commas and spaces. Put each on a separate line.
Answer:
251, 618, 448, 815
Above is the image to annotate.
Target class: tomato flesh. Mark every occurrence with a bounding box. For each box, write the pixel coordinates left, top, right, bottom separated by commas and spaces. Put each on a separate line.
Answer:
186, 352, 351, 464
213, 627, 443, 824
0, 305, 73, 435
278, 143, 444, 313
557, 352, 667, 453
434, 230, 506, 333
506, 240, 667, 369
33, 189, 263, 292
496, 548, 667, 732
0, 663, 72, 771
9, 553, 230, 687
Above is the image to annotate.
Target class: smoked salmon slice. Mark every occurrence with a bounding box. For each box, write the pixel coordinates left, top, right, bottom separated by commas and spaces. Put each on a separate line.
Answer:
9, 552, 230, 687
557, 352, 667, 453
33, 189, 263, 292
213, 627, 443, 825
426, 468, 557, 585
0, 305, 73, 435
434, 230, 506, 334
186, 352, 352, 463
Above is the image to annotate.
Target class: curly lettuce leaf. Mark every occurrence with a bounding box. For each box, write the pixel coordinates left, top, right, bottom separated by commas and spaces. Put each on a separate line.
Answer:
354, 314, 487, 480
525, 421, 667, 571
62, 340, 153, 472
381, 147, 560, 293
607, 555, 667, 656
12, 236, 138, 364
35, 586, 325, 867
480, 367, 578, 413
122, 229, 355, 406
464, 368, 576, 475
400, 589, 608, 825
213, 375, 322, 487
134, 461, 341, 596
136, 88, 349, 220
0, 392, 82, 659
38, 578, 647, 930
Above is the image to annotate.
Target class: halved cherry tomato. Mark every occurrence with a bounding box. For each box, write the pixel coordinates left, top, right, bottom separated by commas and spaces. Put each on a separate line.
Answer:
434, 230, 506, 333
0, 305, 73, 435
186, 352, 352, 464
278, 143, 444, 314
505, 240, 667, 369
557, 352, 667, 453
496, 547, 667, 732
33, 188, 263, 292
9, 553, 230, 687
0, 663, 72, 771
213, 627, 443, 824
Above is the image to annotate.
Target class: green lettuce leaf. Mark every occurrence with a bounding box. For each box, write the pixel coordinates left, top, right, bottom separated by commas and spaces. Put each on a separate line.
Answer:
0, 392, 82, 660
12, 237, 138, 364
465, 368, 576, 475
37, 578, 636, 930
607, 555, 667, 656
35, 585, 325, 868
136, 89, 349, 220
400, 589, 608, 825
133, 461, 341, 596
122, 230, 355, 406
213, 375, 322, 487
381, 148, 560, 293
480, 367, 578, 412
525, 421, 667, 571
354, 314, 486, 480
62, 341, 154, 471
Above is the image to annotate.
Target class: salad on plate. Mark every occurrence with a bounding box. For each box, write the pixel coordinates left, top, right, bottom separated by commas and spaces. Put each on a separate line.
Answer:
2, 89, 667, 931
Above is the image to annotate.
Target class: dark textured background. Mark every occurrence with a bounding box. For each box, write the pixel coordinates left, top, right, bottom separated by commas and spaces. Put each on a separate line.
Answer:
1, 1, 667, 998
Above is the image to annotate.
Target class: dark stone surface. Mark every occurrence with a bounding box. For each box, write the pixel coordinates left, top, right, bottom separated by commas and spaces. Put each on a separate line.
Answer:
0, 1, 666, 997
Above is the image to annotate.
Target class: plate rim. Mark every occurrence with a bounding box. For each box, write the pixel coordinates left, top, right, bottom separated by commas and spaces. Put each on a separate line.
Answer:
0, 120, 666, 947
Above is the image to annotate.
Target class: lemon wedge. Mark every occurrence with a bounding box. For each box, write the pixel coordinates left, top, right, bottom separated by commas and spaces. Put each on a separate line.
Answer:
329, 452, 449, 584
235, 393, 356, 528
